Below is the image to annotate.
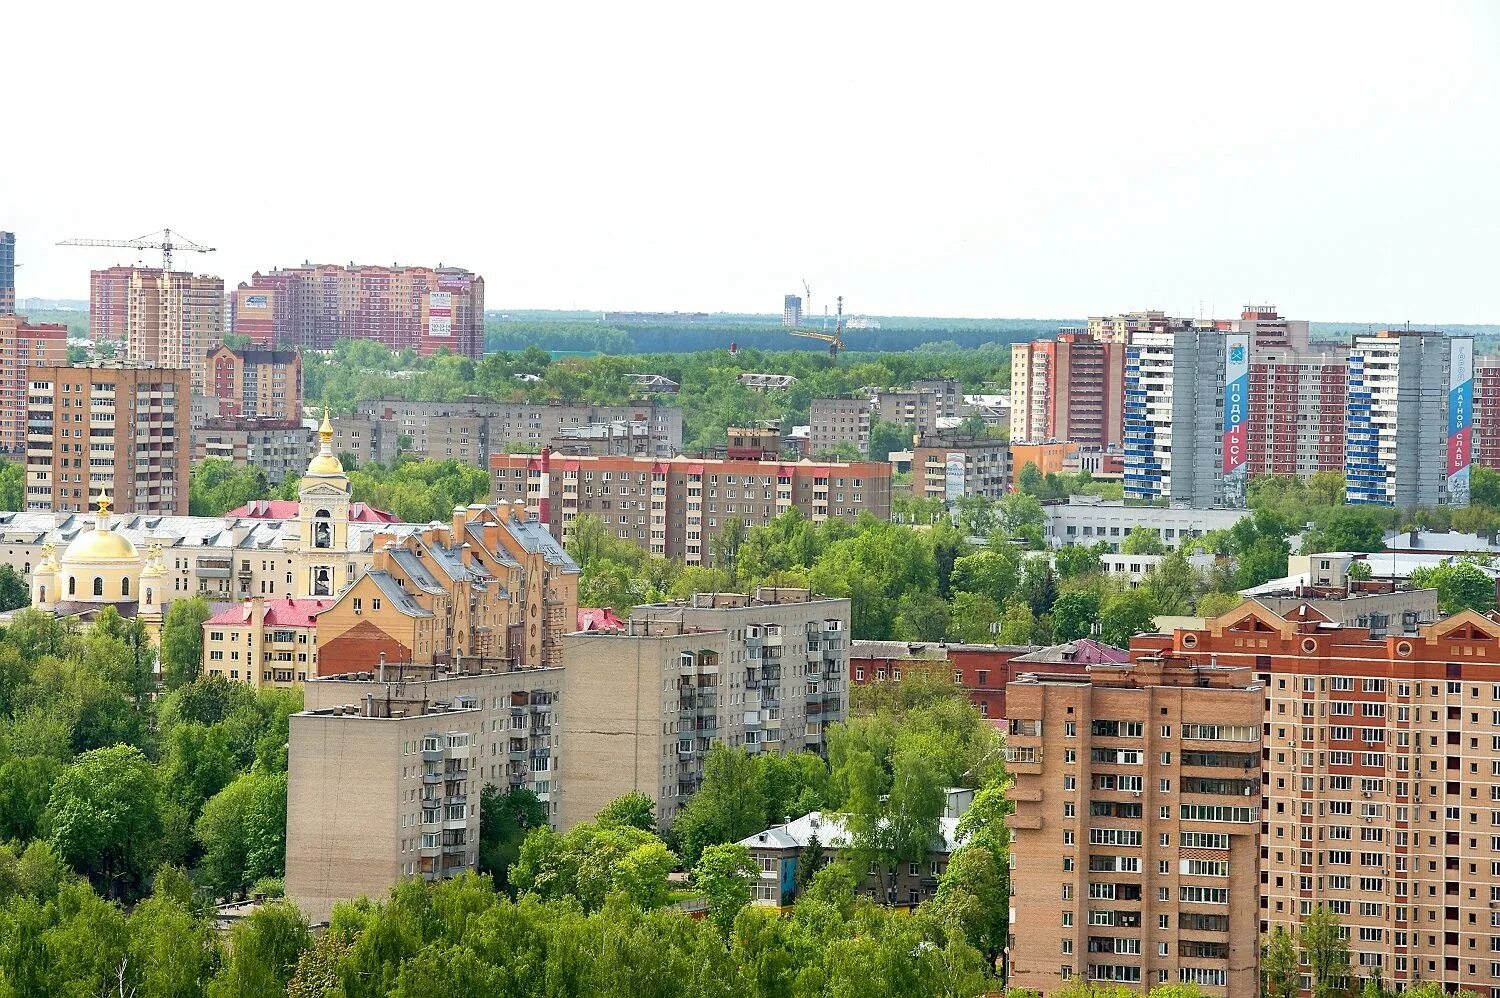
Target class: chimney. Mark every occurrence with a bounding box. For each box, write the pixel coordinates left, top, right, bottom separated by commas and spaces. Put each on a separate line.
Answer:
378, 651, 387, 684
452, 505, 466, 539
1409, 528, 1419, 547
363, 693, 375, 717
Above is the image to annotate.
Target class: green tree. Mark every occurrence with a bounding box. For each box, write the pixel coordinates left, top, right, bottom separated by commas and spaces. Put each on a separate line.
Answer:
995, 493, 1045, 548
793, 834, 825, 899
947, 591, 1002, 643
477, 786, 548, 892
693, 843, 760, 938
928, 844, 1007, 969
950, 548, 1021, 604
1301, 505, 1388, 554
128, 876, 222, 998
511, 821, 676, 911
1097, 588, 1158, 648
1051, 588, 1102, 641
208, 901, 311, 998
1017, 462, 1044, 495
0, 458, 24, 510
47, 744, 163, 897
1262, 924, 1299, 998
1120, 526, 1166, 555
189, 460, 271, 517
839, 746, 944, 903
0, 565, 28, 612
1139, 550, 1197, 615
1300, 904, 1351, 998
194, 771, 288, 898
596, 791, 658, 833
1409, 560, 1497, 614
672, 745, 769, 866
1194, 591, 1242, 619
1346, 560, 1373, 581
1054, 542, 1106, 580
161, 596, 213, 689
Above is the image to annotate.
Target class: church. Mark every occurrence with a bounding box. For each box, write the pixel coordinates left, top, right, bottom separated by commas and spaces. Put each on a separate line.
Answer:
29, 491, 172, 634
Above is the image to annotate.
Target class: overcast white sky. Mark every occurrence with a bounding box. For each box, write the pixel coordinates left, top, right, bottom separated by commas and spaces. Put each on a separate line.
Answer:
6, 2, 1499, 321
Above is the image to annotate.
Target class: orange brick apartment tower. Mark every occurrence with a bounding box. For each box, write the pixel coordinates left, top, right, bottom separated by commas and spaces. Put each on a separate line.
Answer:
90, 266, 225, 394
25, 363, 190, 514
1005, 656, 1262, 997
1135, 601, 1500, 992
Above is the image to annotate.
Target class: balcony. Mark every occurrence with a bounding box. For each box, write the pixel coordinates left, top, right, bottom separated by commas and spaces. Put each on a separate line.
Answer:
421, 748, 444, 764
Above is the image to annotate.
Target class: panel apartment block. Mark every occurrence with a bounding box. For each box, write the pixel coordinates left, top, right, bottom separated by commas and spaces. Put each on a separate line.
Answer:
26, 363, 190, 515
0, 232, 14, 315
334, 399, 681, 466
288, 664, 564, 923
559, 588, 849, 829
1124, 326, 1229, 508
206, 345, 302, 420
808, 396, 872, 457
1005, 656, 1263, 996
489, 451, 891, 562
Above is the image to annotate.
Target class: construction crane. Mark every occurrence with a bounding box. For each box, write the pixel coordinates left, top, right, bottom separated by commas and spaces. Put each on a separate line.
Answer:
788, 294, 846, 360
57, 228, 215, 272
801, 278, 812, 323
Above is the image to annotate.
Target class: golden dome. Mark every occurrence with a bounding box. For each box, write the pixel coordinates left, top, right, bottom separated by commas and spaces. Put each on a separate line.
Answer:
305, 404, 345, 477
63, 524, 139, 563
307, 450, 345, 476
62, 492, 139, 563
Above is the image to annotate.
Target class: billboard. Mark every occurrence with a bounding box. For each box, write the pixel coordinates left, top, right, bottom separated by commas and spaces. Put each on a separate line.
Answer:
944, 453, 966, 502
243, 294, 268, 309
1222, 334, 1250, 504
1449, 336, 1473, 506
429, 291, 452, 312
428, 317, 452, 337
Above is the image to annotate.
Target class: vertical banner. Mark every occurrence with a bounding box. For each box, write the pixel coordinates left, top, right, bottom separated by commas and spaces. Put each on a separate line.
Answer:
945, 453, 966, 501
1449, 336, 1474, 506
1222, 334, 1250, 506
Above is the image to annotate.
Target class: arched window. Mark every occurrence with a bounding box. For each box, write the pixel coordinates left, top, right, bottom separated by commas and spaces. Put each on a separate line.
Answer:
68, 576, 76, 596
145, 588, 153, 606
38, 586, 45, 604
93, 577, 104, 597
313, 510, 333, 550
313, 567, 332, 596
122, 577, 131, 597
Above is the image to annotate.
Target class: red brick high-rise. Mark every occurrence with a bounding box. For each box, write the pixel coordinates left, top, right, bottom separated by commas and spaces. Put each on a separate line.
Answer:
1475, 357, 1500, 471
0, 316, 67, 455
237, 264, 484, 358
1011, 332, 1127, 448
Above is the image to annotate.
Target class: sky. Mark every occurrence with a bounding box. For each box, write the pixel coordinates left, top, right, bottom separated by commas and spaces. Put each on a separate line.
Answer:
6, 2, 1500, 322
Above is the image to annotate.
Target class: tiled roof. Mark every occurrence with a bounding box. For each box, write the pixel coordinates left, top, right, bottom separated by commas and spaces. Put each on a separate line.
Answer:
228, 499, 399, 524
205, 598, 334, 627
577, 607, 625, 632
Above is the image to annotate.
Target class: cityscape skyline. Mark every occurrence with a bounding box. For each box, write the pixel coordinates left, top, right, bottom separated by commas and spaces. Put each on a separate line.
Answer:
6, 4, 1500, 321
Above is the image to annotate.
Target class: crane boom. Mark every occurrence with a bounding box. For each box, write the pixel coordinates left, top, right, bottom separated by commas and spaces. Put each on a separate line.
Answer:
787, 295, 846, 359
58, 228, 216, 271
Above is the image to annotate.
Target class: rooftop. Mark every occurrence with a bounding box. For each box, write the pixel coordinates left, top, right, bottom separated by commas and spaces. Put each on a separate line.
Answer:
206, 598, 334, 628
738, 810, 963, 853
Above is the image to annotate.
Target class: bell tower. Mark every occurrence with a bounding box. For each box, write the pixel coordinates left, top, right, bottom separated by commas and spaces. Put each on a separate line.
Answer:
292, 407, 352, 597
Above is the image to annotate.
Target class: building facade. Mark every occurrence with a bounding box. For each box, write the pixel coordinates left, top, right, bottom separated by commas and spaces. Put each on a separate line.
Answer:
203, 597, 332, 687
1005, 655, 1263, 996
808, 396, 872, 457
1124, 326, 1232, 508
331, 399, 681, 466
89, 267, 224, 394
0, 316, 66, 453
1011, 333, 1126, 448
239, 264, 485, 359
1135, 601, 1500, 993
1476, 357, 1500, 471
192, 418, 315, 485
286, 662, 564, 922
206, 345, 301, 420
1347, 330, 1472, 508
912, 433, 1011, 502
782, 294, 802, 327
559, 589, 849, 829
25, 363, 191, 515
490, 451, 891, 563
1043, 497, 1249, 552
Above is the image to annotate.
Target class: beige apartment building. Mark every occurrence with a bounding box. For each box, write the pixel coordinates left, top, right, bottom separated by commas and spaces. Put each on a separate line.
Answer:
912, 433, 1012, 502
330, 399, 682, 467
808, 396, 872, 457
559, 588, 849, 830
89, 267, 225, 395
287, 662, 563, 922
1005, 654, 1263, 997
1134, 602, 1500, 993
490, 451, 891, 563
25, 363, 191, 515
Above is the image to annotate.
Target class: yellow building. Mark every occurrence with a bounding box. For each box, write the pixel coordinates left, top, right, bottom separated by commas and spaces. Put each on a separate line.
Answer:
202, 596, 333, 688
29, 492, 167, 632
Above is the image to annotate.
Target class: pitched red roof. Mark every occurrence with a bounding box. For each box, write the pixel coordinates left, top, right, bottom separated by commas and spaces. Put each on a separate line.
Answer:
206, 598, 335, 628
227, 499, 399, 523
577, 607, 626, 632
